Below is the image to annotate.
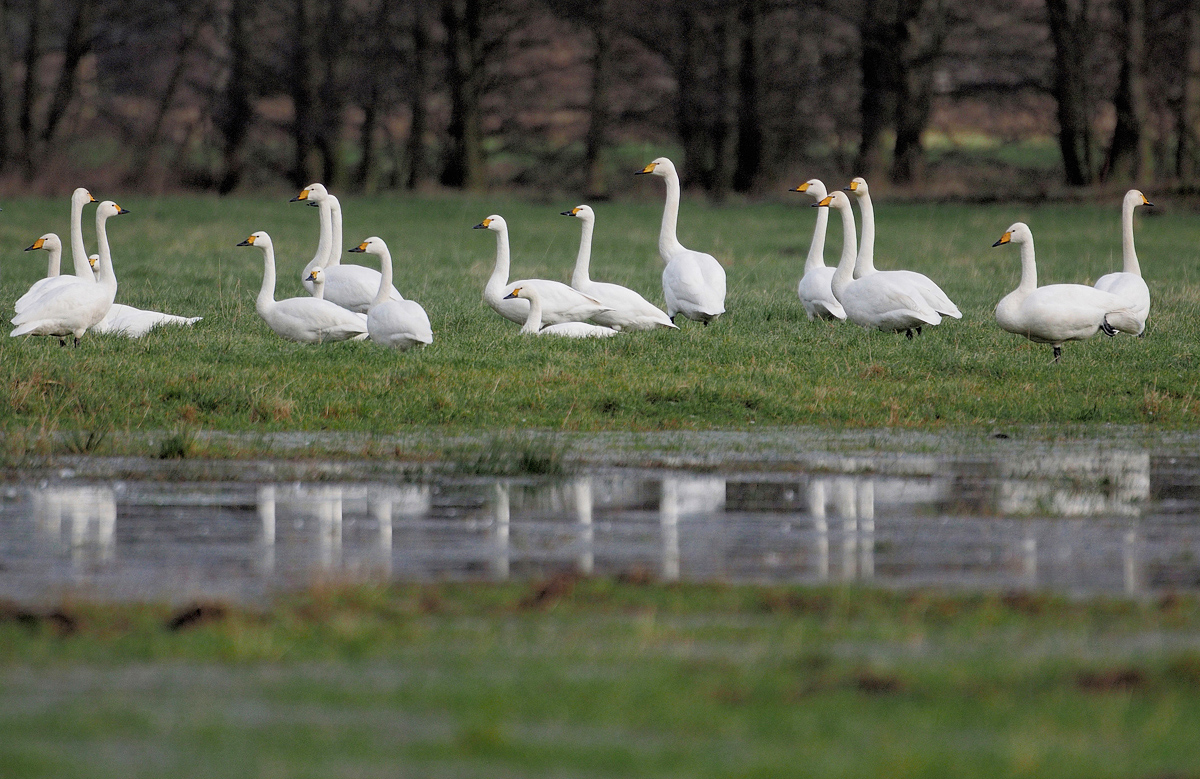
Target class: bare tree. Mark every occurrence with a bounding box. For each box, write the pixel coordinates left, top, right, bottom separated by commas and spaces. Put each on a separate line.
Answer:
1102, 0, 1148, 182
441, 0, 486, 191
1045, 0, 1096, 185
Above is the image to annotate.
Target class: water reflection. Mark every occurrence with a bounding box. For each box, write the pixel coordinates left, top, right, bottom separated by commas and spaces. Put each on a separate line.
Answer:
1, 447, 1197, 602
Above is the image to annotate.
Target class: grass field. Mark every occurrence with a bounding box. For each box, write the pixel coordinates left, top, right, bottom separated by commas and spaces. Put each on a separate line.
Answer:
3, 581, 1200, 778
0, 189, 1198, 452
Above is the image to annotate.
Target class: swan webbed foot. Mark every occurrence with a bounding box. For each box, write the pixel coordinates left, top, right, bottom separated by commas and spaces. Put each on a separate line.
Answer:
1052, 345, 1062, 362
905, 329, 914, 340
58, 338, 67, 347
1100, 317, 1117, 337
916, 326, 923, 336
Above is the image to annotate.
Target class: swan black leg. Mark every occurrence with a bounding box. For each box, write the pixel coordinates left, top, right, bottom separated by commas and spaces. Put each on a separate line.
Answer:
58, 338, 67, 347
1052, 345, 1062, 362
916, 326, 923, 336
905, 329, 914, 340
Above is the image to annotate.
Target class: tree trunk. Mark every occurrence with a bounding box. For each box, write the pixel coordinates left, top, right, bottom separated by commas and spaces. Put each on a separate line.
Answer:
583, 0, 611, 199
890, 0, 946, 185
1177, 0, 1200, 181
854, 0, 897, 179
19, 0, 42, 178
1045, 0, 1095, 185
315, 0, 346, 188
40, 0, 96, 146
732, 0, 763, 194
290, 0, 319, 188
674, 6, 711, 190
406, 3, 430, 191
0, 0, 12, 172
215, 0, 252, 195
1102, 0, 1147, 183
441, 0, 486, 192
354, 0, 395, 193
708, 3, 742, 202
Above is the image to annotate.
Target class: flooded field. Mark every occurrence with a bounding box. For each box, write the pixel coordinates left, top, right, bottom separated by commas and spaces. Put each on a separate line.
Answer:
3, 441, 1199, 603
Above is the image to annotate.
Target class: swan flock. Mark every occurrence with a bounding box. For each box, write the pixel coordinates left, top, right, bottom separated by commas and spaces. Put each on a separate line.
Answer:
5, 161, 1156, 364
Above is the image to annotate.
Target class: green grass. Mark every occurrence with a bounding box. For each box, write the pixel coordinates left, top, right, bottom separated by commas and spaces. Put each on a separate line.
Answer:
3, 581, 1200, 778
1, 192, 1198, 449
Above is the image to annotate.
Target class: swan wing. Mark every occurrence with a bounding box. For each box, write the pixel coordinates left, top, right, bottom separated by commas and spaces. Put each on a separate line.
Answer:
841, 275, 941, 331
1094, 271, 1150, 326
888, 270, 961, 318
505, 279, 611, 325
578, 280, 676, 330
663, 252, 725, 321
798, 266, 847, 321
266, 297, 370, 342
90, 304, 203, 337
11, 281, 111, 331
315, 264, 403, 313
14, 276, 88, 317
538, 322, 619, 338
368, 299, 433, 349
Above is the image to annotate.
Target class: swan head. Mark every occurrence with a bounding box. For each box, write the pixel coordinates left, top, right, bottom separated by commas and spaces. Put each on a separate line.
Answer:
560, 205, 595, 222
306, 268, 324, 286
1125, 189, 1154, 208
812, 190, 851, 211
473, 214, 507, 232
25, 233, 61, 253
237, 230, 272, 249
291, 183, 328, 203
503, 286, 536, 302
844, 177, 869, 197
349, 236, 387, 255
992, 222, 1032, 248
636, 157, 676, 178
789, 179, 828, 201
71, 188, 97, 207
89, 254, 99, 278
96, 201, 129, 220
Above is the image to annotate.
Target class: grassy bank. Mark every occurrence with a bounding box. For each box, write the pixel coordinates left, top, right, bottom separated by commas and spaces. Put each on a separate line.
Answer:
1, 192, 1198, 444
3, 580, 1200, 777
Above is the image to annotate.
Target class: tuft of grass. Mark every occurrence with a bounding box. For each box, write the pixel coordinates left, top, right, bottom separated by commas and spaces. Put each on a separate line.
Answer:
157, 429, 196, 459
451, 434, 570, 476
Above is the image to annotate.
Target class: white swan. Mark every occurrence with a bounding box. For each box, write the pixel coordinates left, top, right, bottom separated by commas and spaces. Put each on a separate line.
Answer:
790, 179, 846, 321
846, 177, 961, 320
349, 237, 434, 350
818, 191, 941, 337
1093, 189, 1152, 335
504, 286, 618, 338
13, 188, 97, 316
473, 214, 612, 325
636, 157, 727, 324
78, 254, 203, 337
237, 231, 370, 343
561, 205, 675, 331
11, 201, 127, 345
292, 183, 402, 312
993, 222, 1142, 362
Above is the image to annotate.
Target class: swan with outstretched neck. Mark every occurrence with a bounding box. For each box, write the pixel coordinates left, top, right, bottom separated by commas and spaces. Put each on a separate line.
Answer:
503, 286, 618, 338
11, 201, 128, 345
845, 177, 960, 321
1093, 189, 1152, 335
636, 157, 726, 324
561, 205, 675, 331
474, 214, 611, 326
993, 222, 1141, 362
238, 231, 369, 343
349, 236, 433, 350
790, 179, 846, 321
816, 191, 940, 338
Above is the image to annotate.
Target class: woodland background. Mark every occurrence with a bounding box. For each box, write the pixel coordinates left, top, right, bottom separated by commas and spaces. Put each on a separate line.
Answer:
0, 0, 1193, 200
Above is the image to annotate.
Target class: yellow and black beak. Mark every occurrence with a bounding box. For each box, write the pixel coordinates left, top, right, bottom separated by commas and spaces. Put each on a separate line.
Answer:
349, 242, 368, 253
115, 205, 130, 215
25, 238, 45, 251
813, 195, 833, 208
503, 287, 521, 300
88, 193, 97, 203
306, 270, 319, 282
844, 181, 859, 192
636, 162, 657, 175
237, 235, 256, 246
992, 232, 1011, 247
1143, 195, 1154, 207
290, 189, 309, 202
473, 218, 492, 229
89, 256, 97, 269
789, 182, 810, 193
560, 207, 580, 216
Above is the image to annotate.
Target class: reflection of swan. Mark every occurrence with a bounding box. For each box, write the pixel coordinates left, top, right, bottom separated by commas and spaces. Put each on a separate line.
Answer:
258, 485, 276, 575
237, 231, 369, 343
790, 179, 845, 321
992, 222, 1141, 361
474, 214, 612, 326
561, 205, 675, 331
807, 481, 830, 580
997, 451, 1150, 517
493, 482, 510, 580
574, 477, 594, 575
636, 157, 726, 324
1094, 189, 1152, 335
349, 237, 433, 350
504, 287, 618, 338
806, 476, 875, 581
33, 485, 117, 567
659, 477, 726, 581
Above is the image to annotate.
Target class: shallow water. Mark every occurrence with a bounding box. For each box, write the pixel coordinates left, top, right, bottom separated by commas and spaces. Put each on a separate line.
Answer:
2, 447, 1199, 603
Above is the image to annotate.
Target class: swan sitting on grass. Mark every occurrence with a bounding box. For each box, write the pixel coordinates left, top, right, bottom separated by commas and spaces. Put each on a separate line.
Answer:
238, 231, 369, 343
992, 222, 1142, 362
80, 254, 203, 338
790, 179, 846, 321
503, 286, 618, 338
349, 236, 433, 350
1093, 189, 1152, 335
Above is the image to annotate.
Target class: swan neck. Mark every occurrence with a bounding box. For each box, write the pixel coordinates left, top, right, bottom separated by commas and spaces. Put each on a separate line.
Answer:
306, 200, 333, 274
657, 169, 685, 260
258, 244, 277, 312
804, 203, 829, 271
47, 244, 62, 277
70, 196, 91, 278
94, 213, 117, 291
856, 193, 876, 275
571, 217, 595, 287
1121, 198, 1141, 276
487, 226, 512, 293
522, 291, 543, 334
372, 247, 393, 307
1017, 236, 1037, 292
327, 197, 343, 267
830, 203, 858, 298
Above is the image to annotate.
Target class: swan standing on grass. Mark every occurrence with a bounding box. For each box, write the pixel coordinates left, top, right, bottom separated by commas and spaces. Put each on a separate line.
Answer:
237, 231, 369, 343
993, 222, 1142, 362
503, 287, 618, 338
1094, 189, 1152, 335
11, 201, 128, 345
14, 188, 96, 316
561, 205, 675, 331
349, 237, 434, 350
790, 179, 846, 321
473, 214, 612, 325
845, 177, 961, 322
636, 157, 726, 324
816, 191, 940, 338
291, 183, 401, 311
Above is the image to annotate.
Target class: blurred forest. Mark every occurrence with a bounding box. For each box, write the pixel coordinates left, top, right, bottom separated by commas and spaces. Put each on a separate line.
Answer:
0, 0, 1196, 199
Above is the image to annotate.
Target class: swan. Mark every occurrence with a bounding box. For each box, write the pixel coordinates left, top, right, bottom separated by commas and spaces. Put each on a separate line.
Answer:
846, 177, 961, 320
636, 157, 727, 324
817, 191, 941, 337
74, 254, 202, 337
11, 201, 128, 345
561, 205, 675, 331
14, 188, 97, 316
237, 231, 370, 343
291, 183, 402, 311
993, 222, 1142, 362
348, 236, 434, 350
503, 287, 618, 338
473, 214, 612, 325
790, 179, 846, 321
1093, 189, 1152, 335
304, 267, 370, 329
